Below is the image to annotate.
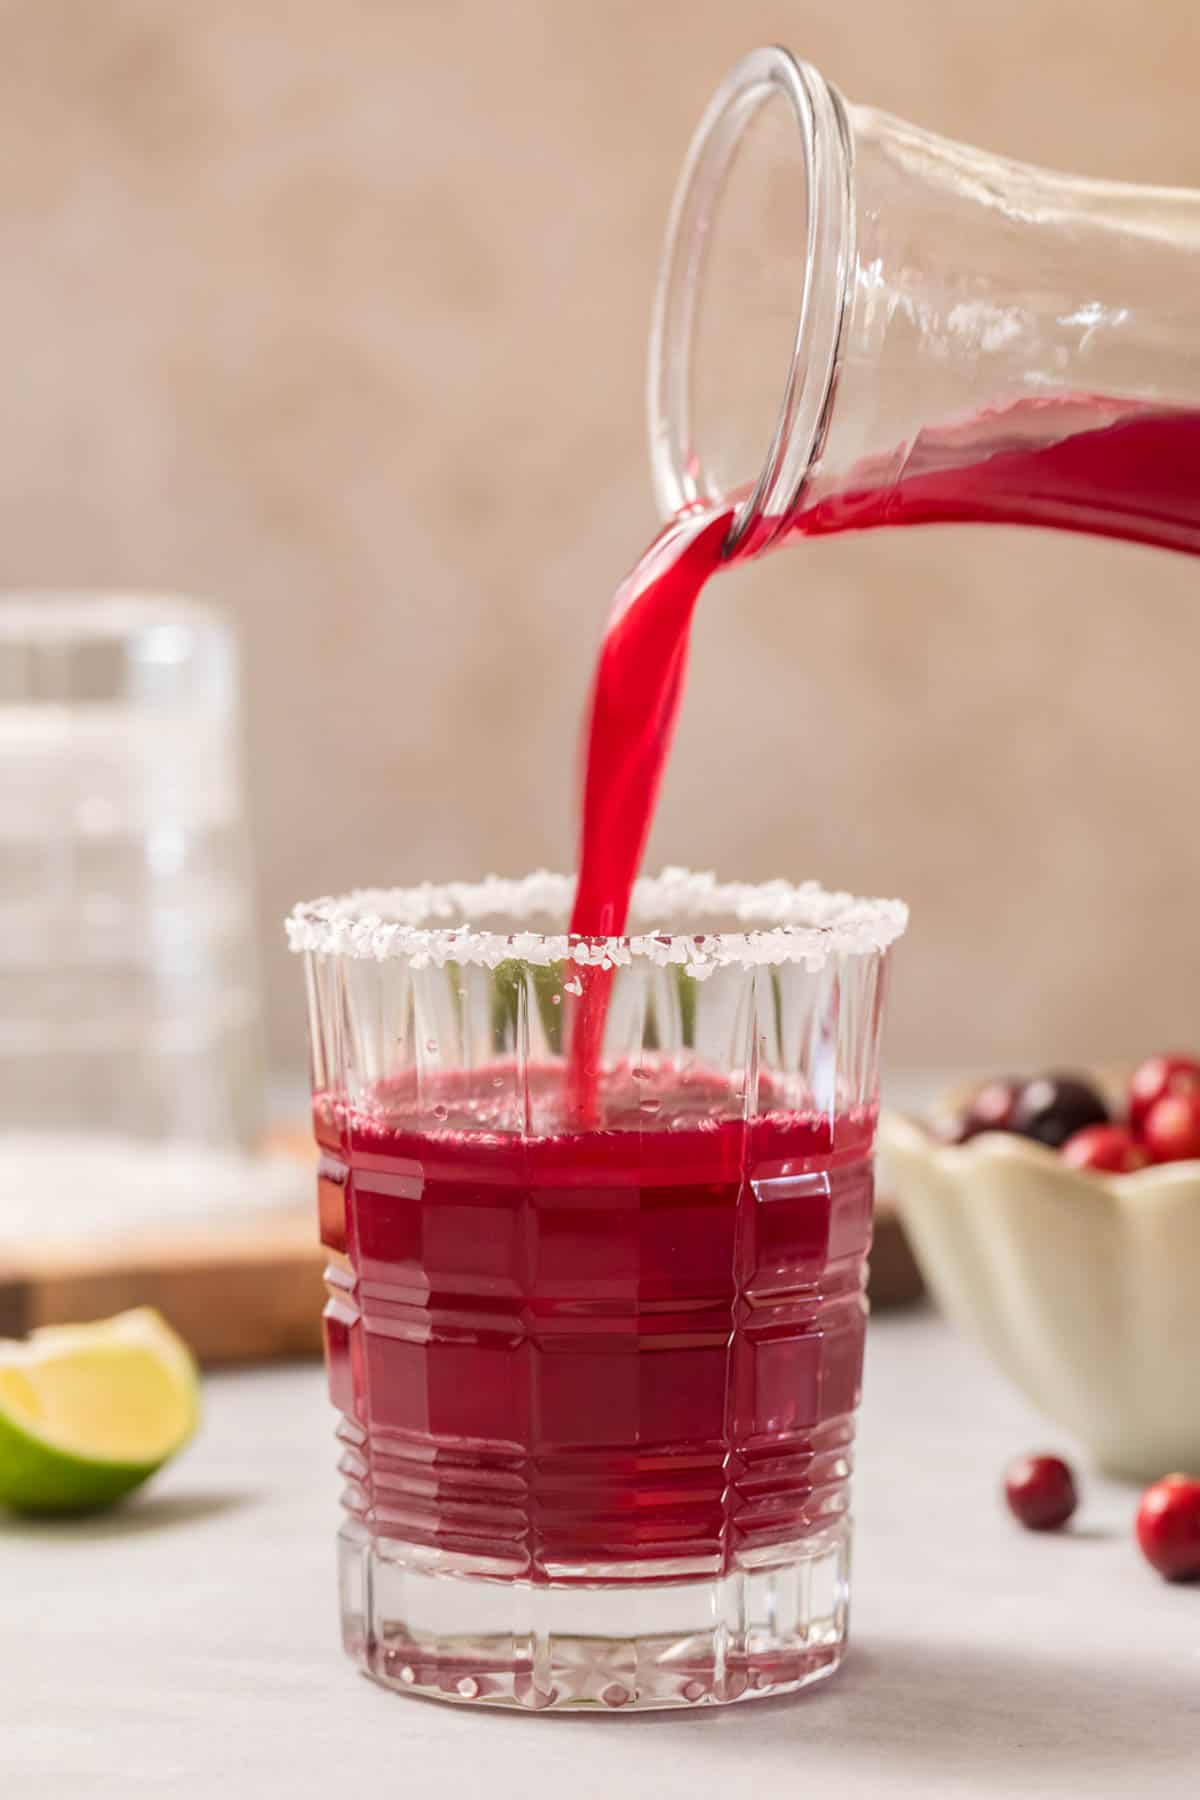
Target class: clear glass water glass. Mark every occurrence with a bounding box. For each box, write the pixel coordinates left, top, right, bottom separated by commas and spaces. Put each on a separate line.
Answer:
0, 594, 264, 1148
290, 870, 906, 1711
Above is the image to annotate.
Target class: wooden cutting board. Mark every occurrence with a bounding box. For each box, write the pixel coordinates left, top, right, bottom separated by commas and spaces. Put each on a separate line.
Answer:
0, 1210, 327, 1364
0, 1162, 922, 1365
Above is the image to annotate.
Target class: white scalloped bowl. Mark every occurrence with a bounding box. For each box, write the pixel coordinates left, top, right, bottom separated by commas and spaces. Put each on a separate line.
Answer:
879, 1112, 1200, 1480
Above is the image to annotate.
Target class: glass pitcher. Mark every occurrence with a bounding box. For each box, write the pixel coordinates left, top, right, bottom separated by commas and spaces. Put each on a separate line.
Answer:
649, 46, 1200, 558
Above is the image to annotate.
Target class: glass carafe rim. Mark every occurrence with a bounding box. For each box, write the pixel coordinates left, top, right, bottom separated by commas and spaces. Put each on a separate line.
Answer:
647, 46, 854, 554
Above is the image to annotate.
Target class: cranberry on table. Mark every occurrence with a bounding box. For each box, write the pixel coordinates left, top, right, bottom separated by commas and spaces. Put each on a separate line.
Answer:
1128, 1054, 1200, 1138
1135, 1474, 1200, 1581
1060, 1123, 1149, 1174
957, 1077, 1020, 1142
1142, 1092, 1200, 1164
1010, 1075, 1109, 1150
1004, 1454, 1078, 1530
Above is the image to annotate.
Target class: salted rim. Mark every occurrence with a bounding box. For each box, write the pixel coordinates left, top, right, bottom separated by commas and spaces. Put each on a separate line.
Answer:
285, 867, 908, 976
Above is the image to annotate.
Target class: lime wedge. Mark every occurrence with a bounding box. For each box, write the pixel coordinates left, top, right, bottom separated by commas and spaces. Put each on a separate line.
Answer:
0, 1308, 199, 1515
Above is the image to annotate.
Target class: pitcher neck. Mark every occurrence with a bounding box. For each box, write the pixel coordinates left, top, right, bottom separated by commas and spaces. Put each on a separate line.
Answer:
648, 49, 854, 555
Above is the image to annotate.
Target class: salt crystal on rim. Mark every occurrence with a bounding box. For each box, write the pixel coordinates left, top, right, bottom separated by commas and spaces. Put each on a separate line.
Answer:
285, 868, 907, 975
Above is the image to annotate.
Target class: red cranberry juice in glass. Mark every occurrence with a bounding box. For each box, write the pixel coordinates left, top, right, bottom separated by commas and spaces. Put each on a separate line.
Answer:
319, 1069, 872, 1575
292, 872, 905, 1710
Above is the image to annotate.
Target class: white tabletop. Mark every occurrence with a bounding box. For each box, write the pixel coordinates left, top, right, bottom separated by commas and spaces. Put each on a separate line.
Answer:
4, 1308, 1197, 1799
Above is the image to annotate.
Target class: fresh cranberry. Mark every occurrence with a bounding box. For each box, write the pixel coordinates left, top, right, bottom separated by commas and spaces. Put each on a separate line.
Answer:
1010, 1075, 1108, 1150
1060, 1124, 1149, 1174
1135, 1474, 1200, 1580
956, 1078, 1020, 1142
1142, 1092, 1200, 1164
1003, 1454, 1078, 1530
1129, 1055, 1200, 1138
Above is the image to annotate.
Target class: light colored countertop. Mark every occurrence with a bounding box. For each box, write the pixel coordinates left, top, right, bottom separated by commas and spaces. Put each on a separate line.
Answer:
4, 1309, 1197, 1799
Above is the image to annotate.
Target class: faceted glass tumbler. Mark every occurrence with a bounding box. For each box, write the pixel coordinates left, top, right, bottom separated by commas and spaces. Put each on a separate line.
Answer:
0, 593, 264, 1149
288, 870, 906, 1711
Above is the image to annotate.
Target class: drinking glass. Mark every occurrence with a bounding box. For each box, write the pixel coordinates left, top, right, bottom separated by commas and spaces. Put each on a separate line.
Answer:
0, 593, 264, 1148
290, 869, 906, 1710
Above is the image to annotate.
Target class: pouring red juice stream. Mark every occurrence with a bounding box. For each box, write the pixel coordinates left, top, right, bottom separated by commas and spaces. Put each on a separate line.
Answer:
322, 393, 1200, 1580
572, 396, 1200, 945
567, 394, 1200, 1111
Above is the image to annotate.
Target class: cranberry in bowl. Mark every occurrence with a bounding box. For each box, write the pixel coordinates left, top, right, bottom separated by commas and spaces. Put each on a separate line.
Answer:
881, 1060, 1200, 1481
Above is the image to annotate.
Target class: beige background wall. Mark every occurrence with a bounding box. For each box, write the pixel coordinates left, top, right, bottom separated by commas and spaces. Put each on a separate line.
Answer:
3, 1, 1200, 1078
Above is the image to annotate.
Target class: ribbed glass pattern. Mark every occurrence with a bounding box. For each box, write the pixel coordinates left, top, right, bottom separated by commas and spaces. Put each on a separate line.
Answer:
297, 878, 898, 1709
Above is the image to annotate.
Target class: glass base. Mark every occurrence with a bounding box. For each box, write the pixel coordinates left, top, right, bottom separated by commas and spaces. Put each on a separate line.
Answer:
339, 1519, 850, 1712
